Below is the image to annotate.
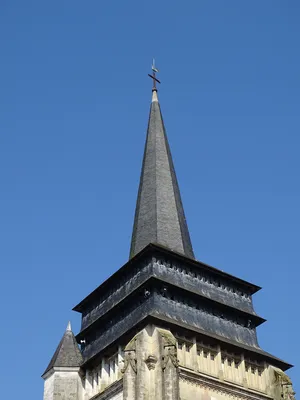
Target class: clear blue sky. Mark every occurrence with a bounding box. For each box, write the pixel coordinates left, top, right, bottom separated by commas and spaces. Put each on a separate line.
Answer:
0, 1, 299, 398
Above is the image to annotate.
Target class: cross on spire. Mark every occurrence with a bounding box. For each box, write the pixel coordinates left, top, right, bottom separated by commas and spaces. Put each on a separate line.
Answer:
148, 58, 161, 91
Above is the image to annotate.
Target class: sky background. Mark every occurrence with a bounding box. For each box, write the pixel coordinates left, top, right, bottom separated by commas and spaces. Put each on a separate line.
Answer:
0, 1, 299, 398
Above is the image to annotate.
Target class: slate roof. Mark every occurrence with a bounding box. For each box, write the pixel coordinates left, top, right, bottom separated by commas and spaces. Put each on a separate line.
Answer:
43, 322, 83, 376
130, 90, 194, 260
71, 88, 292, 374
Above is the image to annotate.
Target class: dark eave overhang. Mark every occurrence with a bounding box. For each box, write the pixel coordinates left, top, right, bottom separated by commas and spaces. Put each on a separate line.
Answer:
73, 243, 261, 313
80, 314, 292, 372
76, 276, 265, 340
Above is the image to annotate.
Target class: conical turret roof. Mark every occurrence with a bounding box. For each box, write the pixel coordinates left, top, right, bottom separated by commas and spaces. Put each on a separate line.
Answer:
43, 322, 83, 376
130, 90, 194, 259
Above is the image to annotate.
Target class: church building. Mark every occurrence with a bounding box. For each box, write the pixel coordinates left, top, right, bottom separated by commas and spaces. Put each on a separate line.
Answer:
42, 69, 295, 400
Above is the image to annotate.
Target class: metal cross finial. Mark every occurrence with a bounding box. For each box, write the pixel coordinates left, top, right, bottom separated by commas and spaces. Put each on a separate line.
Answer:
148, 58, 161, 91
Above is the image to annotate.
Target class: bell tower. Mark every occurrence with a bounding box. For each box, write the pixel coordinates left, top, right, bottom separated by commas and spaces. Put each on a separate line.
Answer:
42, 68, 295, 400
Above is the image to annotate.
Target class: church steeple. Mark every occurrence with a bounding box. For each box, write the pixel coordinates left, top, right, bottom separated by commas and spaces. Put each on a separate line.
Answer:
130, 78, 194, 259
42, 67, 295, 400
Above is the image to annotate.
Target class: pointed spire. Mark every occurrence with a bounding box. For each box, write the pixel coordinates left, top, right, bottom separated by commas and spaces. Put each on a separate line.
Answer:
152, 90, 158, 103
42, 321, 83, 376
130, 90, 195, 259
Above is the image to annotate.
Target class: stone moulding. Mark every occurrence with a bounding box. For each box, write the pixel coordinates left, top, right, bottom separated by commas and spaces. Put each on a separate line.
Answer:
121, 333, 139, 374
162, 345, 179, 370
121, 350, 137, 374
179, 368, 272, 400
89, 379, 123, 400
144, 354, 158, 370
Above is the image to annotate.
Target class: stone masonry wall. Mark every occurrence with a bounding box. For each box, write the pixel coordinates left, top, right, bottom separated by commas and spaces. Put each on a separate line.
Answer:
44, 325, 294, 400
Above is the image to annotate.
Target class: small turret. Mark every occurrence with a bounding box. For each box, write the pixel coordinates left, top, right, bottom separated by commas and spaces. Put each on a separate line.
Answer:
42, 322, 83, 400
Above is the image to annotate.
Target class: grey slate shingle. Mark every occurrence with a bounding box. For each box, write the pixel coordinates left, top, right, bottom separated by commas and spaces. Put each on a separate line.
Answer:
43, 322, 83, 376
130, 91, 195, 259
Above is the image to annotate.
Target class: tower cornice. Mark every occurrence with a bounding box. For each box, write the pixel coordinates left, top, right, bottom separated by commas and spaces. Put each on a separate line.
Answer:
73, 243, 260, 314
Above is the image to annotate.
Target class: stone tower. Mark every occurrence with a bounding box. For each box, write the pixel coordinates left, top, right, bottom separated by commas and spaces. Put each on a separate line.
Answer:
42, 83, 295, 400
